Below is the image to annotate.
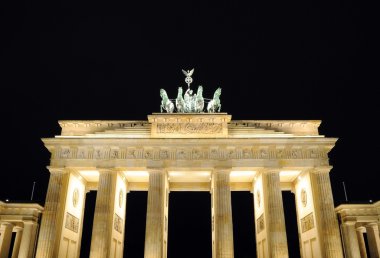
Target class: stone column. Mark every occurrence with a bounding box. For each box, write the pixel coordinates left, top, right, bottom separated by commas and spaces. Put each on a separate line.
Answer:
90, 169, 118, 258
366, 223, 380, 258
144, 169, 167, 258
310, 168, 344, 258
0, 222, 14, 258
340, 221, 360, 258
356, 227, 368, 258
262, 169, 288, 258
36, 168, 69, 258
11, 226, 23, 258
212, 169, 234, 258
19, 221, 39, 258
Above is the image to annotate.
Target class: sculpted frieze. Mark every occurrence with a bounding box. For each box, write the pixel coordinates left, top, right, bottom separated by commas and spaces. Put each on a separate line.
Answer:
54, 146, 329, 161
157, 123, 223, 134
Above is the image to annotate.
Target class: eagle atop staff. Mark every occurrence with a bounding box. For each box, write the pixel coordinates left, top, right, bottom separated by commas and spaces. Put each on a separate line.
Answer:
182, 68, 194, 88
182, 68, 194, 77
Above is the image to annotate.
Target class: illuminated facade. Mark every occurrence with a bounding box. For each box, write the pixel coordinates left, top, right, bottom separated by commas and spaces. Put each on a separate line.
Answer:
0, 201, 43, 258
32, 113, 345, 258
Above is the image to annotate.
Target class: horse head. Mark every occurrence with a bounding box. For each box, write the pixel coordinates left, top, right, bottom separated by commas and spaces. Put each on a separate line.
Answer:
160, 89, 167, 99
214, 87, 222, 98
177, 87, 183, 97
197, 85, 203, 97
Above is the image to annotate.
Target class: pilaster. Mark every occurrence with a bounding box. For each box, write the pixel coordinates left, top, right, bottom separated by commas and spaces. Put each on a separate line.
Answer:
211, 169, 234, 258
18, 221, 39, 258
144, 169, 168, 258
90, 169, 127, 258
356, 227, 367, 258
309, 167, 343, 258
36, 168, 69, 258
366, 223, 380, 258
11, 226, 23, 258
262, 169, 288, 258
0, 222, 14, 258
340, 220, 360, 258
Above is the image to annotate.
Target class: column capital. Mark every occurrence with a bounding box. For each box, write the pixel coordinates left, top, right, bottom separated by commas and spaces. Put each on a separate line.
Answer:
342, 217, 358, 226
260, 168, 281, 174
1, 222, 13, 227
356, 226, 366, 233
13, 226, 23, 232
23, 220, 38, 226
310, 166, 333, 174
366, 222, 379, 229
47, 166, 66, 174
213, 167, 232, 173
146, 167, 165, 173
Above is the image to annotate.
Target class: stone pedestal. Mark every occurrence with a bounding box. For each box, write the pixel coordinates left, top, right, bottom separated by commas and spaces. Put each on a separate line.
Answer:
90, 170, 118, 258
310, 168, 343, 258
340, 221, 360, 258
262, 170, 288, 258
0, 222, 14, 258
36, 170, 69, 258
366, 223, 380, 258
144, 170, 167, 258
212, 169, 234, 258
11, 226, 23, 258
356, 227, 368, 258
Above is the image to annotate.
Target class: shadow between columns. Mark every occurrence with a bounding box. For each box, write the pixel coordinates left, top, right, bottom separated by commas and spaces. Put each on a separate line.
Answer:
231, 191, 256, 258
282, 191, 301, 258
124, 191, 148, 258
168, 192, 211, 258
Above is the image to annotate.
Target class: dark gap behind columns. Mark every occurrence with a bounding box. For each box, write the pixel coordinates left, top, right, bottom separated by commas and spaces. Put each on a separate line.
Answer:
80, 191, 96, 258
124, 191, 148, 258
168, 192, 211, 258
282, 191, 301, 258
231, 191, 256, 258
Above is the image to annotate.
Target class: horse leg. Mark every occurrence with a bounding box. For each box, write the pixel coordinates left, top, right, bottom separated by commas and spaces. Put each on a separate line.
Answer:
218, 104, 221, 112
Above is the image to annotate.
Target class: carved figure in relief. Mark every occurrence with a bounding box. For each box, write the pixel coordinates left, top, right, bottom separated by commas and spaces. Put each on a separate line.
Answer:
176, 87, 185, 113
160, 89, 174, 113
207, 87, 222, 113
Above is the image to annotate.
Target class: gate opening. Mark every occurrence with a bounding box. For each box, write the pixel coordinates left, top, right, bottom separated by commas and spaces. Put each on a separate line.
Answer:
168, 192, 211, 258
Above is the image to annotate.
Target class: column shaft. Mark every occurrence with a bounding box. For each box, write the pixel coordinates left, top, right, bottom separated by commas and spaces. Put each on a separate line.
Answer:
144, 170, 166, 258
263, 171, 288, 258
356, 227, 368, 258
35, 171, 68, 258
0, 223, 13, 258
310, 170, 344, 258
340, 222, 360, 258
366, 223, 380, 258
90, 171, 118, 258
11, 227, 23, 258
212, 170, 234, 258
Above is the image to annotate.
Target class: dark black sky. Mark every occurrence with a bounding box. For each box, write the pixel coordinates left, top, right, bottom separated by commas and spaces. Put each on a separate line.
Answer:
0, 0, 376, 257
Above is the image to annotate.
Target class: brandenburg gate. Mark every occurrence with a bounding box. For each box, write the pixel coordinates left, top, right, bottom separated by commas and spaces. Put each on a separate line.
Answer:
34, 113, 344, 258
34, 71, 344, 258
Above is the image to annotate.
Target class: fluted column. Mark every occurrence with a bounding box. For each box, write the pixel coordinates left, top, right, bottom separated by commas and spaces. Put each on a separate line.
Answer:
356, 227, 368, 258
366, 223, 380, 258
144, 169, 167, 258
90, 169, 118, 258
310, 168, 344, 258
0, 222, 14, 258
262, 169, 288, 258
340, 221, 360, 258
36, 169, 69, 258
212, 169, 234, 258
11, 226, 23, 258
19, 221, 38, 258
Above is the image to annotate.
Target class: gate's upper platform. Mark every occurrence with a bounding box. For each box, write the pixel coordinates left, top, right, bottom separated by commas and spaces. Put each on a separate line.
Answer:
56, 113, 322, 138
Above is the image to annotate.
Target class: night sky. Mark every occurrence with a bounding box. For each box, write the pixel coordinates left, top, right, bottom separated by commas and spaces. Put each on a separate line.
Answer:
0, 0, 376, 257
